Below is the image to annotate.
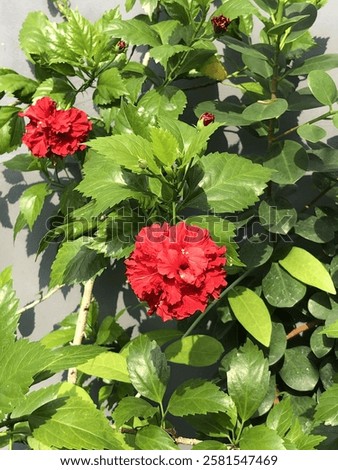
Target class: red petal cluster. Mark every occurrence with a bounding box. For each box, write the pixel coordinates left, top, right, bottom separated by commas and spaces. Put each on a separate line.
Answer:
199, 112, 215, 126
125, 222, 227, 321
19, 97, 92, 158
211, 15, 232, 34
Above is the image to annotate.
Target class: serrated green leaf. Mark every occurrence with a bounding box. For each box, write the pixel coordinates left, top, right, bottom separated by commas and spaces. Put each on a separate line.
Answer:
150, 44, 190, 68
41, 327, 75, 349
0, 106, 21, 128
30, 396, 125, 449
136, 425, 178, 450
187, 152, 272, 213
127, 335, 170, 404
263, 140, 308, 184
150, 127, 179, 166
226, 340, 270, 421
151, 20, 180, 44
11, 383, 62, 419
112, 397, 158, 429
315, 384, 338, 426
50, 239, 107, 288
228, 287, 272, 347
32, 78, 76, 108
0, 73, 38, 100
168, 379, 230, 417
114, 101, 150, 138
297, 123, 327, 143
308, 70, 337, 106
42, 345, 105, 375
94, 68, 128, 105
77, 351, 130, 383
263, 263, 306, 308
279, 247, 336, 295
240, 425, 286, 450
18, 183, 51, 231
279, 346, 319, 392
0, 114, 25, 155
0, 266, 19, 347
285, 418, 326, 450
138, 87, 187, 120
107, 18, 161, 47
267, 396, 293, 437
4, 153, 41, 172
164, 335, 224, 367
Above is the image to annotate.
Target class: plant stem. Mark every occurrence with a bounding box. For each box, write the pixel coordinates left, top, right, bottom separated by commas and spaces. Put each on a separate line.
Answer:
67, 278, 95, 384
286, 320, 322, 340
182, 268, 254, 338
18, 285, 64, 315
272, 110, 333, 141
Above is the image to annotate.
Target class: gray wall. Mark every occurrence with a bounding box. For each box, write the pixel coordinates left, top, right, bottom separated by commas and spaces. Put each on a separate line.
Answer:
0, 0, 338, 342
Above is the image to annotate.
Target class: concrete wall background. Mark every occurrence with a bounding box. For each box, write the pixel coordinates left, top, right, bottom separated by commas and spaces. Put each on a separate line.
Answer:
0, 0, 337, 343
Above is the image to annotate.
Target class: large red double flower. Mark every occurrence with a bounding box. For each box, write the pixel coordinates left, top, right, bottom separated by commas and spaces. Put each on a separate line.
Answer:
125, 222, 227, 321
19, 97, 92, 158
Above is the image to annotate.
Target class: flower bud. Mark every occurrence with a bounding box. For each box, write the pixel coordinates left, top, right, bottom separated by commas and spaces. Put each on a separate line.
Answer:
117, 40, 127, 52
211, 15, 231, 35
198, 112, 215, 128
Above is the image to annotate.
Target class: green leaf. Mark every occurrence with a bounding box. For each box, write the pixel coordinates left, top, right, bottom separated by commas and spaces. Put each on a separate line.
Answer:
291, 53, 338, 75
220, 38, 267, 60
285, 418, 326, 450
279, 346, 319, 392
263, 263, 306, 308
150, 44, 190, 68
242, 99, 288, 121
295, 215, 334, 243
164, 335, 224, 367
127, 335, 170, 404
107, 18, 161, 47
267, 15, 310, 36
87, 134, 159, 175
0, 114, 25, 155
259, 198, 297, 235
188, 152, 272, 213
136, 425, 178, 450
77, 352, 130, 383
112, 397, 158, 429
0, 73, 38, 101
267, 396, 293, 437
284, 2, 317, 44
193, 441, 229, 450
240, 425, 286, 450
227, 340, 270, 421
239, 236, 273, 268
321, 320, 338, 338
138, 87, 187, 120
279, 247, 336, 295
30, 396, 125, 449
18, 183, 51, 231
315, 384, 338, 426
263, 140, 308, 184
43, 345, 105, 374
94, 68, 127, 105
195, 100, 252, 127
297, 123, 327, 143
144, 329, 183, 347
0, 266, 19, 347
11, 383, 62, 419
0, 106, 21, 128
268, 322, 287, 366
114, 102, 150, 138
32, 78, 76, 107
150, 127, 179, 166
308, 70, 337, 106
228, 287, 272, 347
41, 327, 75, 349
141, 0, 160, 17
310, 326, 334, 357
167, 379, 231, 417
308, 292, 332, 320
50, 239, 107, 288
4, 153, 41, 172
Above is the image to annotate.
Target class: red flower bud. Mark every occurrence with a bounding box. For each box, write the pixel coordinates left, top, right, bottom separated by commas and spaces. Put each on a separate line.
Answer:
211, 15, 232, 34
199, 112, 215, 127
117, 40, 127, 51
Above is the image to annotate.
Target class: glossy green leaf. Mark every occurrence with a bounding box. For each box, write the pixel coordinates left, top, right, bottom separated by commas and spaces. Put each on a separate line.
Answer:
259, 198, 297, 235
94, 69, 127, 105
4, 153, 41, 172
106, 18, 161, 47
42, 345, 104, 374
290, 53, 338, 75
188, 152, 272, 213
295, 215, 334, 243
168, 379, 231, 417
77, 352, 130, 383
18, 183, 51, 231
242, 55, 273, 79
285, 418, 326, 450
135, 425, 178, 450
228, 287, 272, 347
308, 70, 337, 106
315, 384, 338, 426
268, 15, 310, 36
240, 425, 286, 450
267, 396, 293, 437
263, 263, 306, 308
150, 44, 190, 68
112, 397, 158, 429
164, 335, 224, 367
11, 383, 62, 419
0, 106, 21, 128
144, 329, 183, 347
227, 340, 270, 421
193, 441, 229, 450
138, 87, 187, 120
308, 292, 332, 320
127, 335, 170, 404
284, 3, 317, 44
254, 375, 276, 418
242, 99, 288, 121
297, 123, 327, 143
279, 247, 336, 295
32, 78, 76, 107
220, 37, 267, 60
279, 346, 319, 392
0, 73, 38, 100
0, 114, 25, 154
150, 127, 179, 166
268, 323, 287, 366
30, 396, 125, 449
0, 266, 19, 348
239, 236, 273, 268
319, 359, 338, 390
310, 326, 334, 358
263, 140, 308, 184
321, 320, 338, 338
49, 239, 107, 288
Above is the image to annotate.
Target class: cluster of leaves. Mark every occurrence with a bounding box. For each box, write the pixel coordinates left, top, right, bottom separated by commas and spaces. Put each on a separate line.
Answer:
1, 0, 338, 450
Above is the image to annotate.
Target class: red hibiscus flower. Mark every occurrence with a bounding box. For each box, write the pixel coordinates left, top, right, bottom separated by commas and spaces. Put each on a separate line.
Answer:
198, 112, 215, 127
211, 15, 232, 34
125, 222, 227, 321
19, 96, 92, 158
